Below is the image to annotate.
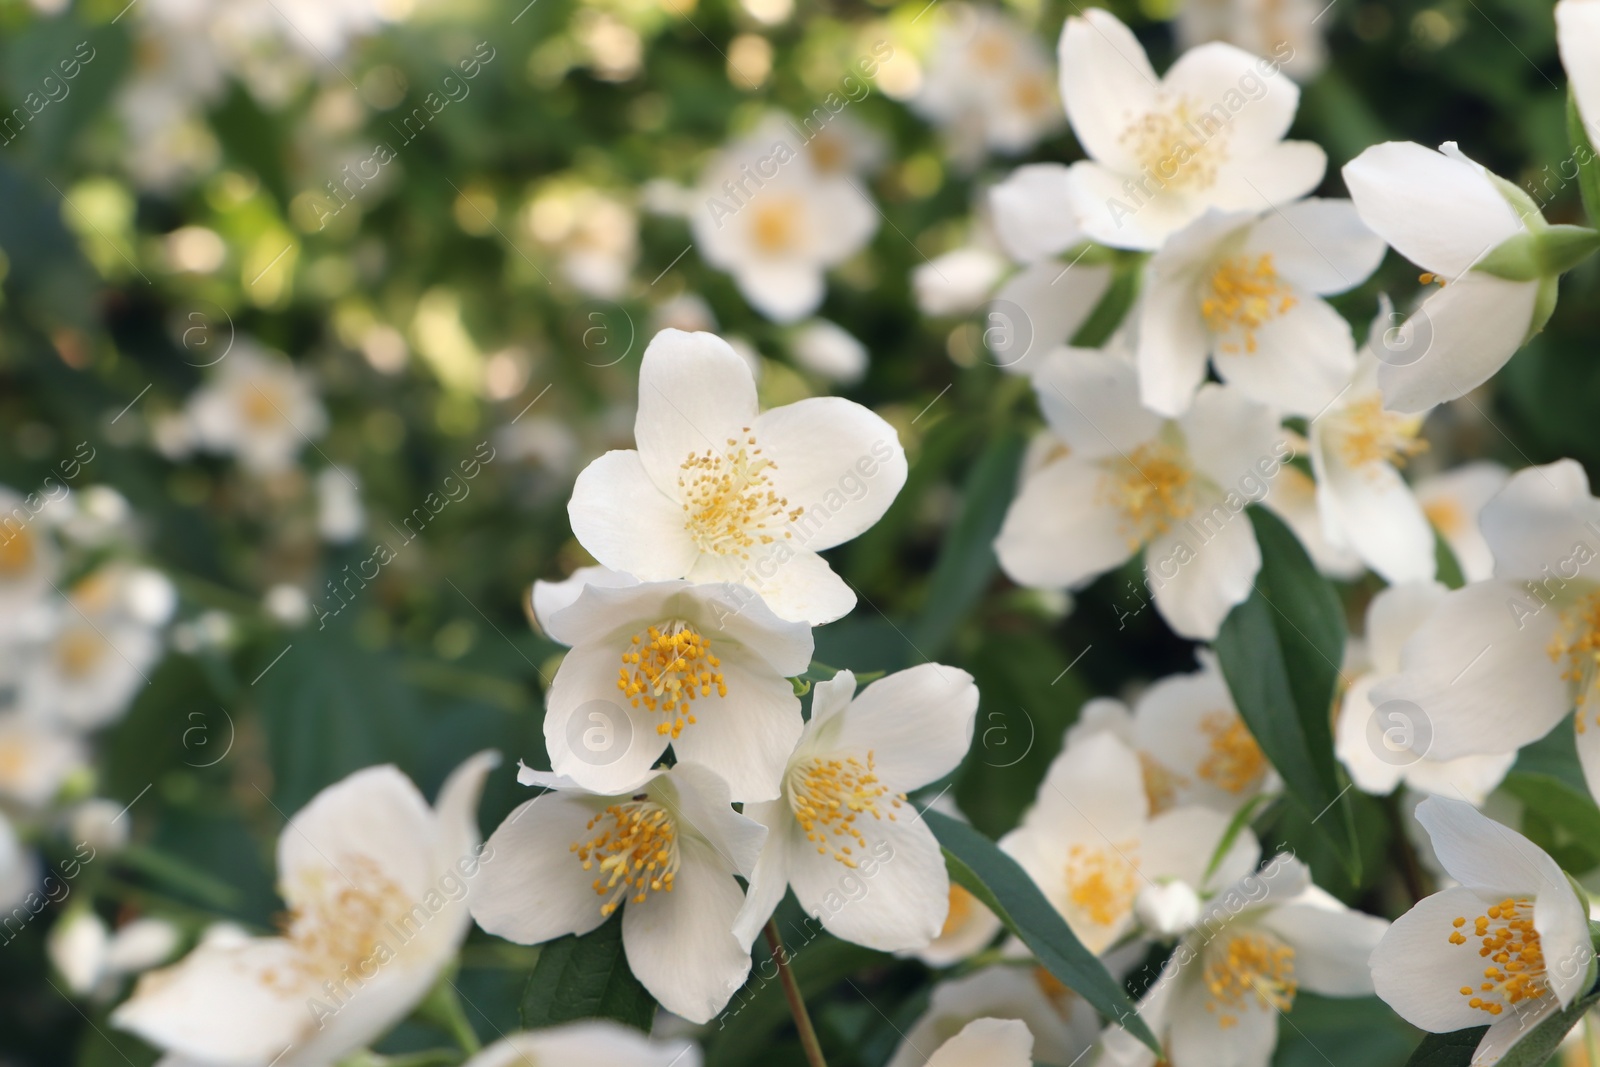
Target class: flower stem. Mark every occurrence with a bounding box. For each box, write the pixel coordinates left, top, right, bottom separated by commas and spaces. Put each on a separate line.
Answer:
764, 919, 828, 1067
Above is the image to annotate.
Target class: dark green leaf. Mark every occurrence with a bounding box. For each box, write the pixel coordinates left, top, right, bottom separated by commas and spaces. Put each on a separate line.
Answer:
1568, 90, 1600, 232
520, 911, 656, 1033
926, 811, 1160, 1053
1498, 985, 1600, 1067
1214, 507, 1356, 878
1069, 254, 1144, 349
1435, 530, 1466, 591
1404, 1026, 1489, 1067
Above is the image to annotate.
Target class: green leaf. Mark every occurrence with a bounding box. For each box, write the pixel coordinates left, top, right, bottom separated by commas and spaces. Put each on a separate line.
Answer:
1503, 771, 1600, 873
1069, 252, 1144, 349
519, 911, 656, 1033
1434, 529, 1466, 591
1568, 89, 1600, 232
1214, 507, 1357, 878
1474, 227, 1600, 281
1404, 1026, 1489, 1067
907, 428, 1027, 656
926, 811, 1160, 1054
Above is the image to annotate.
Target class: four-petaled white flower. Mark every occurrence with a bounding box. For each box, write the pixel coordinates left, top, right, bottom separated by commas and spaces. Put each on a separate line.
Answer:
1100, 855, 1388, 1067
461, 1021, 699, 1067
536, 574, 812, 803
112, 752, 498, 1067
1334, 581, 1516, 804
568, 329, 907, 626
468, 761, 765, 1024
731, 665, 979, 953
1000, 730, 1261, 953
185, 341, 329, 474
1137, 200, 1385, 417
1371, 798, 1592, 1066
1057, 9, 1325, 250
1371, 460, 1600, 804
1343, 141, 1543, 413
995, 350, 1287, 639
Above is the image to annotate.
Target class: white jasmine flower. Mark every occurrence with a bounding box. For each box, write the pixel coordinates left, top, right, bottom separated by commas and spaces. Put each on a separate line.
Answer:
1370, 460, 1600, 801
994, 350, 1288, 639
885, 965, 1097, 1067
1136, 200, 1385, 417
731, 666, 980, 953
462, 1022, 700, 1067
1101, 855, 1388, 1067
691, 126, 876, 322
1416, 462, 1510, 583
186, 342, 328, 475
1000, 731, 1261, 953
916, 1017, 1034, 1067
1176, 0, 1327, 81
1057, 10, 1324, 250
468, 762, 766, 1024
1335, 582, 1516, 804
113, 752, 499, 1067
0, 714, 88, 809
567, 329, 907, 626
911, 5, 1062, 166
789, 319, 868, 384
537, 576, 811, 803
1342, 142, 1543, 413
913, 246, 1009, 317
1371, 798, 1592, 1065
50, 912, 181, 998
1306, 344, 1437, 585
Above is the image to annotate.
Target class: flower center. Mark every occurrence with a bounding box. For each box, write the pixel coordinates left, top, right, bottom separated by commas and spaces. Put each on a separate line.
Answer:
276, 855, 415, 985
1203, 931, 1297, 1027
0, 529, 36, 578
1202, 254, 1297, 353
1140, 752, 1187, 816
971, 30, 1012, 69
0, 736, 26, 784
1063, 842, 1140, 929
1329, 396, 1428, 470
1012, 74, 1052, 115
571, 799, 680, 917
1120, 98, 1230, 191
1423, 497, 1466, 538
617, 621, 724, 739
1197, 710, 1266, 795
750, 197, 803, 254
1449, 897, 1547, 1016
678, 430, 803, 560
1551, 592, 1600, 732
241, 383, 285, 427
787, 752, 903, 869
941, 883, 977, 936
1098, 441, 1196, 548
809, 133, 848, 174
56, 627, 108, 680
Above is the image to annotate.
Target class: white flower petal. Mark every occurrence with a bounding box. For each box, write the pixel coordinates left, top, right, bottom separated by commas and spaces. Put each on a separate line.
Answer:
729, 799, 793, 952
1166, 968, 1278, 1067
989, 260, 1115, 371
1257, 903, 1386, 996
1335, 675, 1406, 797
1313, 451, 1437, 584
532, 566, 640, 637
1058, 10, 1158, 170
1212, 294, 1357, 417
1179, 382, 1284, 489
818, 663, 979, 789
1141, 805, 1257, 890
1067, 161, 1205, 250
1162, 42, 1298, 149
1472, 1001, 1562, 1066
470, 792, 612, 945
989, 163, 1086, 263
995, 454, 1136, 589
277, 766, 436, 906
1366, 580, 1449, 676
736, 261, 828, 324
886, 966, 1087, 1067
635, 330, 760, 493
464, 1023, 701, 1067
1206, 141, 1328, 214
689, 546, 857, 627
569, 451, 701, 582
544, 641, 669, 796
790, 814, 949, 952
1414, 798, 1569, 905
668, 650, 804, 803
1147, 498, 1261, 640
1559, 0, 1600, 136
925, 1017, 1034, 1067
1245, 198, 1386, 296
1136, 261, 1213, 418
1478, 459, 1600, 583
1370, 885, 1498, 1032
1034, 348, 1164, 458
1375, 273, 1541, 414
1415, 462, 1509, 584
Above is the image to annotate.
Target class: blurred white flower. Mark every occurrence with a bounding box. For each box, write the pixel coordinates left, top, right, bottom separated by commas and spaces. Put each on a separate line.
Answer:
316, 466, 365, 544
690, 123, 877, 322
50, 911, 181, 998
911, 6, 1062, 166
264, 584, 312, 627
1558, 0, 1600, 138
1371, 798, 1590, 1065
0, 714, 88, 809
567, 329, 907, 625
114, 753, 498, 1067
789, 319, 868, 384
70, 799, 132, 855
0, 813, 37, 912
533, 574, 810, 802
1000, 731, 1260, 953
1261, 461, 1364, 580
913, 247, 1008, 316
886, 968, 1094, 1067
1176, 0, 1328, 82
1137, 200, 1384, 417
186, 343, 328, 475
917, 1017, 1034, 1067
1334, 581, 1516, 804
0, 486, 60, 640
732, 666, 979, 953
526, 185, 640, 299
1415, 461, 1509, 583
462, 1022, 700, 1067
469, 761, 765, 1024
1056, 9, 1323, 250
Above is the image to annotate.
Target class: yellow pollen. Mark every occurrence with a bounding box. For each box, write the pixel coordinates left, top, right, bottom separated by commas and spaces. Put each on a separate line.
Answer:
55, 627, 107, 679
275, 856, 414, 986
616, 621, 723, 739
1140, 752, 1188, 816
1012, 74, 1051, 114
678, 429, 803, 560
1549, 592, 1600, 733
1203, 931, 1297, 1029
241, 384, 285, 427
1448, 899, 1546, 1016
1063, 842, 1139, 928
1201, 254, 1297, 354
1119, 98, 1230, 192
1098, 441, 1195, 549
809, 133, 847, 174
571, 800, 679, 917
0, 528, 35, 578
0, 737, 26, 782
941, 883, 977, 937
750, 198, 803, 254
970, 30, 1012, 69
787, 752, 904, 868
1423, 497, 1466, 539
1329, 396, 1428, 470
1420, 272, 1447, 287
1197, 710, 1266, 795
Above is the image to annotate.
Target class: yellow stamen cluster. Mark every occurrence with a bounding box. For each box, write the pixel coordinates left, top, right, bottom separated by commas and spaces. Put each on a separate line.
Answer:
0, 529, 35, 578
1063, 842, 1139, 928
1552, 593, 1600, 732
941, 883, 976, 937
1423, 497, 1466, 539
1140, 752, 1188, 816
1197, 710, 1266, 795
1330, 396, 1429, 471
1449, 898, 1547, 1016
617, 622, 724, 739
1204, 932, 1298, 1029
970, 30, 1012, 69
572, 800, 679, 917
241, 384, 285, 427
1202, 254, 1297, 353
1099, 442, 1196, 548
1120, 99, 1229, 192
55, 627, 107, 679
787, 752, 903, 868
750, 198, 803, 254
1011, 74, 1052, 115
276, 856, 413, 985
679, 431, 802, 559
